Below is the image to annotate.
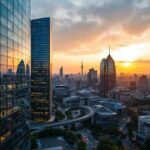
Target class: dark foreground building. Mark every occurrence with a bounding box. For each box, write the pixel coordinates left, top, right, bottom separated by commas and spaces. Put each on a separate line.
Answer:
31, 18, 52, 122
0, 0, 31, 149
100, 50, 116, 97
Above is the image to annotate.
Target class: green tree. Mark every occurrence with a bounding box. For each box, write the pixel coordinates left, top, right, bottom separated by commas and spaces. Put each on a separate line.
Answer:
64, 131, 77, 144
113, 146, 123, 150
140, 138, 150, 150
77, 133, 82, 139
66, 111, 73, 119
55, 110, 65, 121
64, 125, 68, 130
70, 124, 76, 131
77, 140, 87, 150
97, 137, 114, 150
107, 126, 119, 136
31, 136, 38, 149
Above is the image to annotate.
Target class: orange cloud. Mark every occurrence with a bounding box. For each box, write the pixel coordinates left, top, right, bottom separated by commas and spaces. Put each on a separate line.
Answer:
32, 0, 150, 74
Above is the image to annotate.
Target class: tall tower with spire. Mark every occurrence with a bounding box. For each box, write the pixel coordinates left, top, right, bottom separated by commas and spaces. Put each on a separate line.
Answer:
81, 61, 83, 76
99, 45, 116, 97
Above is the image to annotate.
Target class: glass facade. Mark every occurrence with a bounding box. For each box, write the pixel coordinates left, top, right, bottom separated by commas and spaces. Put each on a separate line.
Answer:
100, 54, 116, 97
0, 0, 31, 149
100, 58, 107, 97
31, 18, 52, 122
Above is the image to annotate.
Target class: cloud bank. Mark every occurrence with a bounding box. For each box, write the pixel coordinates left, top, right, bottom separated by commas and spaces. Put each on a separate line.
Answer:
32, 0, 150, 73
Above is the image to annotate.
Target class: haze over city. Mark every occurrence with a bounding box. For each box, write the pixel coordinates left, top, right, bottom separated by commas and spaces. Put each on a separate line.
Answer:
32, 0, 150, 74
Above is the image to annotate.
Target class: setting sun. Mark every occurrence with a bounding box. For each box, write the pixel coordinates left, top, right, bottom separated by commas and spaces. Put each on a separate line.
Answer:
123, 62, 132, 67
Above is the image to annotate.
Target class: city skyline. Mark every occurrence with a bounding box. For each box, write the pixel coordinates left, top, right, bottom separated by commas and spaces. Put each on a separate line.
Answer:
32, 0, 150, 74
0, 1, 150, 150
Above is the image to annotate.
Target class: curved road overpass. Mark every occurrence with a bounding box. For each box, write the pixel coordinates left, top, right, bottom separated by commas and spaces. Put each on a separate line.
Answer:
31, 106, 94, 134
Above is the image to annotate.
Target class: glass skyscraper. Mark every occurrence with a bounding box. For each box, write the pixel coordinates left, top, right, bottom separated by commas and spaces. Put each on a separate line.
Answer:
100, 51, 116, 97
31, 18, 52, 122
0, 0, 31, 149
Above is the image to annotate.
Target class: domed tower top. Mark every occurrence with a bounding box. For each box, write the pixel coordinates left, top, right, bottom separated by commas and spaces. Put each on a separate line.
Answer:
106, 45, 115, 63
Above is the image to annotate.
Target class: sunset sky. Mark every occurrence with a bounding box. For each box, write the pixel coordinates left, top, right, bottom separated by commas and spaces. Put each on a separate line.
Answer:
32, 0, 150, 74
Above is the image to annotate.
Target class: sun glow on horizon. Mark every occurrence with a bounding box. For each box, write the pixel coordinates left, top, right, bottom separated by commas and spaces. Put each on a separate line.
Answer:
122, 62, 132, 67
53, 43, 150, 74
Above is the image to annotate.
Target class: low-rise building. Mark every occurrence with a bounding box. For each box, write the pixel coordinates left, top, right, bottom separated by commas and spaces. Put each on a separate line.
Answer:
54, 85, 70, 103
137, 116, 150, 141
63, 96, 87, 108
94, 105, 117, 125
94, 98, 126, 116
77, 89, 91, 98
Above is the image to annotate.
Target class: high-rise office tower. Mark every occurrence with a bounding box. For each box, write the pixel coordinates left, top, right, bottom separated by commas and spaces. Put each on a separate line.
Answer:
59, 66, 63, 81
100, 48, 116, 97
81, 61, 83, 76
87, 68, 98, 87
138, 75, 149, 92
31, 18, 52, 122
0, 0, 31, 149
100, 58, 107, 96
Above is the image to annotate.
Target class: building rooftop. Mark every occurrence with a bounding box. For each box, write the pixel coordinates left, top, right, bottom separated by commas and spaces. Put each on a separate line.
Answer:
63, 96, 84, 102
55, 85, 69, 88
139, 116, 150, 125
77, 89, 91, 95
94, 104, 116, 117
141, 110, 150, 115
39, 136, 73, 150
95, 98, 126, 110
96, 108, 116, 117
107, 101, 126, 109
94, 105, 104, 109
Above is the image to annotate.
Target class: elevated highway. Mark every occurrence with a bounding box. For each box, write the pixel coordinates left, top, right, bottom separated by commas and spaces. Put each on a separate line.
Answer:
31, 106, 95, 134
